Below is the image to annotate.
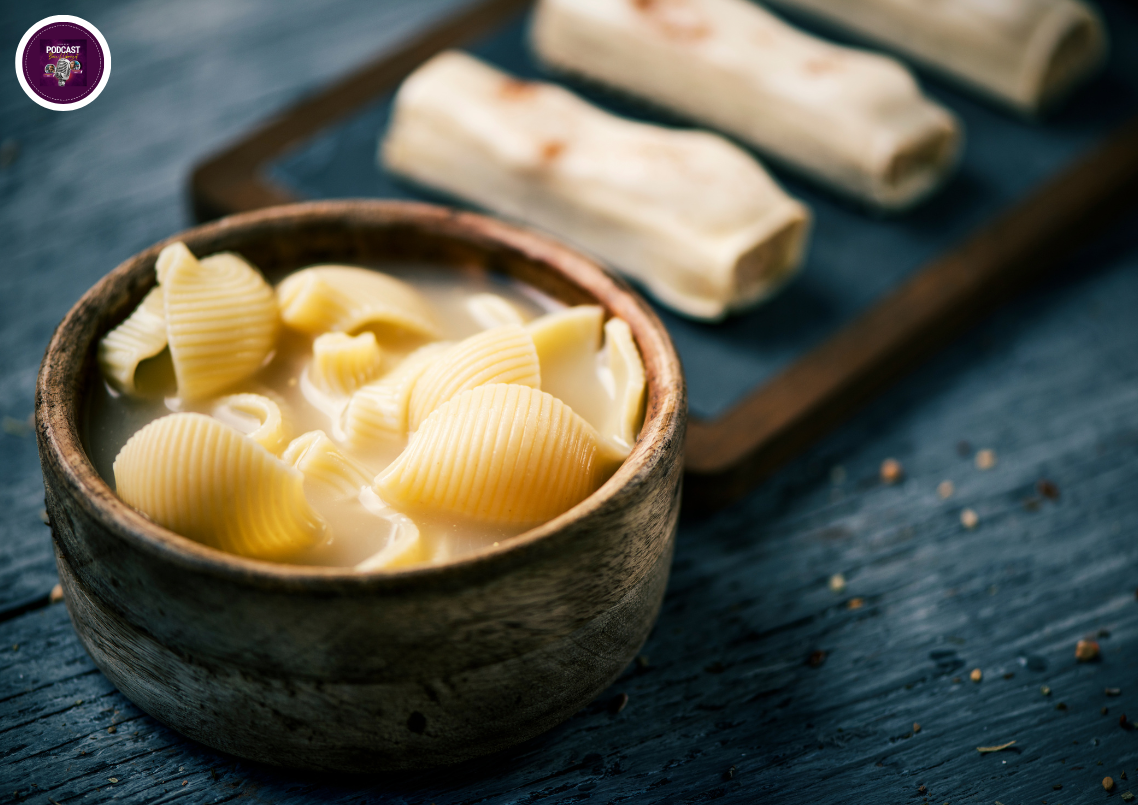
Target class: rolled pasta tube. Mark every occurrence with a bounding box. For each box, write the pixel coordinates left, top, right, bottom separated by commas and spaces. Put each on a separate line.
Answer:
763, 0, 1106, 115
381, 51, 810, 321
530, 0, 961, 210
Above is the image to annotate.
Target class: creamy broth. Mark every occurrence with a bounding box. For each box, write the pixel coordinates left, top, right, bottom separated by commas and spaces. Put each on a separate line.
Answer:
84, 263, 635, 568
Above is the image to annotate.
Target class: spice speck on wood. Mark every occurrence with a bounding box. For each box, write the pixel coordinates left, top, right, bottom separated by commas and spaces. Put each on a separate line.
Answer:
976, 740, 1016, 753
1121, 791, 1134, 802
807, 650, 827, 668
724, 766, 736, 781
913, 722, 921, 733
1121, 714, 1134, 730
880, 458, 903, 484
829, 573, 846, 593
937, 480, 954, 499
970, 668, 982, 683
1037, 479, 1060, 499
1056, 702, 1068, 710
1041, 686, 1051, 696
1105, 777, 1116, 792
49, 584, 63, 604
975, 449, 997, 470
961, 508, 979, 529
847, 597, 865, 610
1075, 639, 1100, 662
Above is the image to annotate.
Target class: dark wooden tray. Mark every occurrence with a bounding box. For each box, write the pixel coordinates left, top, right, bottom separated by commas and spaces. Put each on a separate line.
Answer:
191, 0, 1138, 512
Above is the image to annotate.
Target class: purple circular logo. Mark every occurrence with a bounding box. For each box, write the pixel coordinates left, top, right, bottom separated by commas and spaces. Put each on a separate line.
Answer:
15, 16, 111, 111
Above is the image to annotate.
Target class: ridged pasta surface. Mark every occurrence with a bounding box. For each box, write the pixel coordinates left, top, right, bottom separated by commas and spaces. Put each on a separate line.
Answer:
342, 342, 452, 446
113, 413, 324, 560
282, 430, 374, 499
311, 331, 383, 397
277, 266, 440, 339
407, 325, 540, 431
164, 250, 279, 400
97, 286, 168, 395
212, 393, 289, 454
376, 384, 620, 525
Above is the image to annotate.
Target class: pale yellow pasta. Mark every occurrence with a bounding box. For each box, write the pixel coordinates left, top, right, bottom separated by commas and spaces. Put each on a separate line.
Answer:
163, 247, 278, 400
353, 497, 424, 571
466, 293, 528, 329
599, 318, 646, 454
97, 286, 168, 395
407, 325, 541, 432
528, 305, 604, 361
154, 241, 196, 285
277, 266, 440, 340
282, 430, 375, 499
342, 342, 452, 446
113, 413, 324, 560
376, 384, 622, 525
310, 331, 383, 397
212, 393, 289, 455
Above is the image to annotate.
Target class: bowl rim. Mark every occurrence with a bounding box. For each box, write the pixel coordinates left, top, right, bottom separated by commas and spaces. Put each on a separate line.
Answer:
37, 199, 686, 591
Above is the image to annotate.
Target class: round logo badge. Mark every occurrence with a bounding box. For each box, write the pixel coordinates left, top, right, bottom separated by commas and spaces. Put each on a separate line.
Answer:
14, 16, 111, 111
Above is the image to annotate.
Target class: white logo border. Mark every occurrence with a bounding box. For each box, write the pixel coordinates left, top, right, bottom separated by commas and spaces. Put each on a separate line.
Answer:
14, 15, 112, 111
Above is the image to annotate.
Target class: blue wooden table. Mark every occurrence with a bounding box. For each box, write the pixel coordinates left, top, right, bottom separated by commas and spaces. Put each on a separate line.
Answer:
3, 1, 1138, 803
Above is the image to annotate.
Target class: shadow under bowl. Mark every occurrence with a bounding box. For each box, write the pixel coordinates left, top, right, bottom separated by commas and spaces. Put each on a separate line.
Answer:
35, 200, 687, 772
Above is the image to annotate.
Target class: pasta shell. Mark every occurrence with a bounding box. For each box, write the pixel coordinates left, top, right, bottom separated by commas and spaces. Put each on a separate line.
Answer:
598, 318, 646, 454
97, 286, 168, 395
376, 384, 622, 525
466, 293, 527, 329
277, 266, 440, 340
342, 342, 452, 446
354, 489, 424, 571
311, 331, 383, 397
155, 241, 195, 285
407, 325, 540, 431
212, 393, 289, 455
164, 248, 279, 400
282, 430, 375, 499
113, 413, 324, 560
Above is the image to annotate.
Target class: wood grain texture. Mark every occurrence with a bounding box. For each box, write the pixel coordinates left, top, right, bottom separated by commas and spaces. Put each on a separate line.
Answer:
4, 0, 1138, 801
35, 201, 685, 770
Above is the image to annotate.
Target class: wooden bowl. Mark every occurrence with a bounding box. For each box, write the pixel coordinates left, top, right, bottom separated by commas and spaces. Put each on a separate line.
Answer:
35, 200, 686, 772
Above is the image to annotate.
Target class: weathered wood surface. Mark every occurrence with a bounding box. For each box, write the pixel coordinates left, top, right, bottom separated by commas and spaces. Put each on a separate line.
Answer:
3, 0, 1138, 802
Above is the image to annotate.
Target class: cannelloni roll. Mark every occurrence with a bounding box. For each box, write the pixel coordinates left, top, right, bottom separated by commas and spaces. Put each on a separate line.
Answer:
531, 0, 962, 209
380, 51, 810, 321
764, 0, 1106, 114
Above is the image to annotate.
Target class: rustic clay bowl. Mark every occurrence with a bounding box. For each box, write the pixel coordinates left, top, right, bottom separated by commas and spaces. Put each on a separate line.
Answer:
35, 200, 686, 772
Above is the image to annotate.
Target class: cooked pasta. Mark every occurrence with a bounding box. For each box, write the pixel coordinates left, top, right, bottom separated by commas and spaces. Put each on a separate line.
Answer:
211, 393, 289, 455
163, 247, 279, 400
112, 413, 324, 560
466, 293, 528, 329
407, 325, 541, 431
599, 318, 646, 454
310, 331, 384, 397
277, 266, 440, 340
282, 430, 375, 499
97, 286, 168, 395
376, 384, 622, 525
342, 342, 452, 447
